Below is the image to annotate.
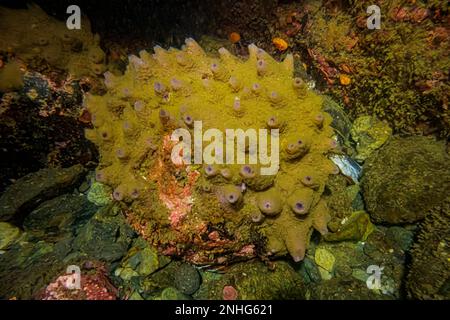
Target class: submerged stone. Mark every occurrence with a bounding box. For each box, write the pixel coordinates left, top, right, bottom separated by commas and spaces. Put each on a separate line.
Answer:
324, 211, 374, 242
173, 263, 201, 295
350, 116, 392, 162
23, 193, 97, 240
72, 204, 136, 262
87, 181, 113, 206
0, 222, 21, 250
0, 165, 87, 222
362, 136, 450, 224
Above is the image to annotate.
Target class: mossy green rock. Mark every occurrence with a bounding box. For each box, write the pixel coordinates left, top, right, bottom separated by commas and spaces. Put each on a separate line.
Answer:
87, 181, 112, 206
362, 136, 450, 224
193, 260, 305, 300
117, 238, 169, 280
324, 211, 374, 242
0, 165, 86, 222
72, 204, 135, 262
0, 222, 21, 250
298, 257, 322, 284
351, 116, 392, 162
23, 193, 97, 240
173, 263, 201, 295
0, 241, 65, 299
159, 287, 192, 300
407, 197, 450, 299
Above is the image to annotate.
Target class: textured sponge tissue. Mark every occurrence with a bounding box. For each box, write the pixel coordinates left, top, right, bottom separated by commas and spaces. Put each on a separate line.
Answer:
85, 38, 336, 264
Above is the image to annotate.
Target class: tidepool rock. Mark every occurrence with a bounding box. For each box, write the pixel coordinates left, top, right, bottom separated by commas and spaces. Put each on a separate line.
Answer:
297, 257, 322, 284
0, 165, 87, 222
23, 193, 98, 241
173, 263, 201, 295
385, 226, 414, 253
407, 197, 450, 300
314, 247, 335, 280
193, 260, 305, 300
308, 277, 392, 300
0, 222, 21, 250
324, 211, 374, 242
159, 287, 192, 300
72, 204, 136, 262
0, 241, 65, 299
350, 116, 392, 162
87, 181, 113, 206
115, 238, 170, 281
362, 136, 450, 224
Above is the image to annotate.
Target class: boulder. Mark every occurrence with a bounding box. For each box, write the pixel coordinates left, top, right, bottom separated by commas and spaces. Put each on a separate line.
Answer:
0, 165, 86, 223
362, 136, 450, 224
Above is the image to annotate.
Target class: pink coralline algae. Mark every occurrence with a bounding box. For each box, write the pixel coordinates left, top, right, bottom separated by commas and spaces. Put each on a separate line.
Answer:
223, 285, 238, 300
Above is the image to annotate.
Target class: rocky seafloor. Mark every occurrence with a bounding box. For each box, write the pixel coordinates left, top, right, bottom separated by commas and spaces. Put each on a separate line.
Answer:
0, 1, 449, 300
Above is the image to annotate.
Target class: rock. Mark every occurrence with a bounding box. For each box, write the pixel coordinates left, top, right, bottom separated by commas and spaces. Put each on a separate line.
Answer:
114, 267, 139, 281
116, 238, 169, 281
314, 248, 335, 280
72, 204, 135, 262
362, 136, 450, 224
407, 197, 450, 299
173, 263, 201, 295
0, 222, 21, 250
308, 277, 392, 300
324, 211, 374, 242
315, 248, 335, 272
352, 268, 369, 282
87, 181, 112, 206
159, 287, 192, 300
298, 257, 322, 284
312, 234, 406, 299
0, 241, 66, 299
23, 193, 97, 241
128, 291, 144, 300
350, 116, 392, 162
0, 165, 87, 222
385, 226, 414, 252
193, 260, 305, 300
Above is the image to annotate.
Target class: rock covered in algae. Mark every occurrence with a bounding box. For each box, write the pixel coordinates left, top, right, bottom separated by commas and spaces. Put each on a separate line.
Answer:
0, 222, 21, 250
85, 38, 338, 263
362, 136, 450, 224
193, 260, 305, 300
0, 4, 106, 78
0, 164, 87, 222
407, 197, 450, 300
350, 116, 392, 162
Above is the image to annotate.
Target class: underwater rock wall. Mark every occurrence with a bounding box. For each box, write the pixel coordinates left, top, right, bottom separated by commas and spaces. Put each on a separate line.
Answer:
85, 38, 339, 263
